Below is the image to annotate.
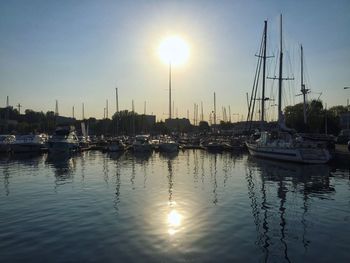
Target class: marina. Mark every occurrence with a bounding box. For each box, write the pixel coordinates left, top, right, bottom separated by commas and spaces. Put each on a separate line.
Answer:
0, 1, 350, 262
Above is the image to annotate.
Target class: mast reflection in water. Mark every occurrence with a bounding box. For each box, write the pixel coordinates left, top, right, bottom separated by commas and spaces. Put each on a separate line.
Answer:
0, 151, 349, 262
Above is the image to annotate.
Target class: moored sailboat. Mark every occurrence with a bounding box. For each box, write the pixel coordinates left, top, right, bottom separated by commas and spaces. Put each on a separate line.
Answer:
246, 15, 331, 164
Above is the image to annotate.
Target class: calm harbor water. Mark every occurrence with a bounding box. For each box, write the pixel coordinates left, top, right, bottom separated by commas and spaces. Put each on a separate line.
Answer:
0, 150, 349, 262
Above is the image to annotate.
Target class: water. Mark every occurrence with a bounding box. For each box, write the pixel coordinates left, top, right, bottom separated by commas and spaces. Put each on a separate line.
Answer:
0, 150, 349, 262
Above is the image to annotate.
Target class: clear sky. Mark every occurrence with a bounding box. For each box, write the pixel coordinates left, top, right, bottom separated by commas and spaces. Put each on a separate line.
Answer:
1, 0, 349, 121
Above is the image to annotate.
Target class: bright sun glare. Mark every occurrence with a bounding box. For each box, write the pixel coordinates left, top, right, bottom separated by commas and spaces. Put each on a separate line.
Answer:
167, 209, 182, 236
158, 36, 190, 66
168, 210, 181, 227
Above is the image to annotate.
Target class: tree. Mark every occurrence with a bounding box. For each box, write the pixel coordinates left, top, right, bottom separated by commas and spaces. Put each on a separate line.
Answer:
199, 121, 210, 132
153, 121, 168, 135
285, 100, 324, 133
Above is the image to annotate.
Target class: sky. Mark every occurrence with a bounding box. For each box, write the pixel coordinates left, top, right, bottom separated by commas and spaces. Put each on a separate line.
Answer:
0, 0, 349, 121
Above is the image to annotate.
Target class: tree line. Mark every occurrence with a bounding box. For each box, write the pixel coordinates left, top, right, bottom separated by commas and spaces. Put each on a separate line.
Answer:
1, 100, 348, 135
284, 100, 348, 134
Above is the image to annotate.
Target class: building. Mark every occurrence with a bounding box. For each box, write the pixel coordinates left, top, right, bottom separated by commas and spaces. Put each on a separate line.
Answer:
340, 112, 350, 129
165, 118, 191, 132
141, 114, 156, 127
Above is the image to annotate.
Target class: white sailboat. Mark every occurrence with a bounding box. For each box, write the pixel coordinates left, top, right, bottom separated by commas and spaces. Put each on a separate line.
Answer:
246, 15, 331, 164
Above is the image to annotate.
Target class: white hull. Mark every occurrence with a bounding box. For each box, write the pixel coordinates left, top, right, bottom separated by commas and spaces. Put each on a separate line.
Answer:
246, 142, 331, 164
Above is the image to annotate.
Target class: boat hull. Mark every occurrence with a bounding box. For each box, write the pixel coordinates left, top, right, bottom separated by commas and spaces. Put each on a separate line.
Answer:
48, 142, 79, 153
246, 142, 331, 164
133, 144, 152, 152
158, 143, 179, 152
105, 144, 124, 152
0, 144, 11, 153
11, 143, 45, 153
206, 144, 224, 152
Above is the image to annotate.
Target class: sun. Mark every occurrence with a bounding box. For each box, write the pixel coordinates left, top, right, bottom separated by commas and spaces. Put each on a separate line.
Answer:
158, 35, 190, 66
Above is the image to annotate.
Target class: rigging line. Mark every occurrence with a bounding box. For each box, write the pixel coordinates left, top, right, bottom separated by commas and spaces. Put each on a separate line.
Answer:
268, 48, 279, 119
250, 49, 263, 125
246, 27, 265, 129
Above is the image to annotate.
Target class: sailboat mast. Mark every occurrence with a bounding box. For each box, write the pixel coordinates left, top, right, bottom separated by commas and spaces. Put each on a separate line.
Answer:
116, 87, 119, 136
301, 45, 307, 124
278, 14, 283, 123
213, 92, 216, 126
169, 63, 172, 119
261, 20, 267, 123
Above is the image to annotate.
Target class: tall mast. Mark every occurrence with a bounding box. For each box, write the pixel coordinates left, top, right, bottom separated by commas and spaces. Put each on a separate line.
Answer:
213, 92, 216, 126
115, 87, 119, 112
278, 14, 283, 123
169, 63, 172, 119
132, 99, 135, 135
106, 99, 108, 119
82, 103, 85, 120
17, 103, 22, 114
201, 101, 204, 122
301, 45, 307, 124
261, 20, 267, 123
229, 105, 231, 123
116, 87, 119, 135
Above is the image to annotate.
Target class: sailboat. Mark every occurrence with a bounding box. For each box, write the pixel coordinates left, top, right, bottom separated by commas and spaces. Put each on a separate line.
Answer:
246, 15, 331, 164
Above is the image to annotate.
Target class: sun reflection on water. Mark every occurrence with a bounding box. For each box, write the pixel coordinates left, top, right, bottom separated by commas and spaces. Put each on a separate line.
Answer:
167, 208, 182, 236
